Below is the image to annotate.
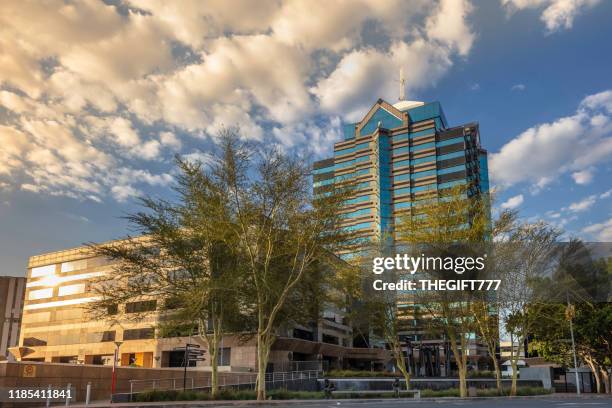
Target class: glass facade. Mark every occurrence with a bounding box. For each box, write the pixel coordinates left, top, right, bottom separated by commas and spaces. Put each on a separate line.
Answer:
313, 99, 490, 254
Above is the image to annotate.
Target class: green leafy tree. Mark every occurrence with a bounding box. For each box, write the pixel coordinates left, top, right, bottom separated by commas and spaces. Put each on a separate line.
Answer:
496, 221, 561, 395
86, 157, 245, 398
205, 130, 351, 400
395, 184, 494, 397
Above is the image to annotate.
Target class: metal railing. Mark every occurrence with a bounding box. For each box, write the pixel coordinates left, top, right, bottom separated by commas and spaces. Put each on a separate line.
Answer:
128, 369, 322, 395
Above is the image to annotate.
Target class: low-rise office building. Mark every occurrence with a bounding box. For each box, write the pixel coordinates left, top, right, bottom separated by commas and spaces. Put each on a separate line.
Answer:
14, 242, 389, 371
0, 276, 26, 361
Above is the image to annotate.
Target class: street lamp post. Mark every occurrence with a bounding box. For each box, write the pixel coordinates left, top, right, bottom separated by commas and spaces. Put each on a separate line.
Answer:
111, 341, 123, 401
565, 300, 580, 395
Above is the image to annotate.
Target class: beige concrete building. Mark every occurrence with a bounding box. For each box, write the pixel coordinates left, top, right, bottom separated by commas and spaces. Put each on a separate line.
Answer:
14, 242, 389, 371
0, 276, 25, 361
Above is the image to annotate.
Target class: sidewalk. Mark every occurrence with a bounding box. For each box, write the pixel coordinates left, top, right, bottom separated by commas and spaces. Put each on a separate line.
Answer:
68, 393, 612, 408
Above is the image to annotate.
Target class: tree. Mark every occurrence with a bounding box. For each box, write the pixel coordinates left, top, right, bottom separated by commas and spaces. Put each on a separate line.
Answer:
496, 221, 561, 396
86, 157, 244, 398
529, 247, 612, 394
206, 130, 351, 400
395, 184, 495, 397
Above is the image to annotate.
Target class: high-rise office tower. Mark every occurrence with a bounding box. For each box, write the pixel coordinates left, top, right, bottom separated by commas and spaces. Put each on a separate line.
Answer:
313, 98, 491, 374
313, 98, 489, 257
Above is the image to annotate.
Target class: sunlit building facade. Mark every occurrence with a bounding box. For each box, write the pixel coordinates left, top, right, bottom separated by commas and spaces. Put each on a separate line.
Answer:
14, 243, 388, 371
313, 98, 489, 256
313, 98, 491, 375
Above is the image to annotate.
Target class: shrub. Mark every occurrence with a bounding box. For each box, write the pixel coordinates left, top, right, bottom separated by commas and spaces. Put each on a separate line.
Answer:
133, 385, 551, 402
467, 370, 495, 378
421, 388, 461, 398
325, 369, 402, 378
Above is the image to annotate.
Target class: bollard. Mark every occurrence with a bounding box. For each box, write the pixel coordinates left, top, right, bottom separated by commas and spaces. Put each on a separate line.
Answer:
85, 382, 91, 406
65, 383, 71, 406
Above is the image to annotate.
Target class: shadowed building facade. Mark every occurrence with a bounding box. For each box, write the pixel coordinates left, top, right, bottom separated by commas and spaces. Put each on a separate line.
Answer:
0, 276, 25, 361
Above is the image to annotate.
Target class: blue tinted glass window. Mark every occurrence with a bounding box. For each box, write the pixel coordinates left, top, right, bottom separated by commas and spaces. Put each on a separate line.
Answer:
395, 201, 412, 209
345, 195, 370, 205
313, 178, 335, 188
413, 183, 436, 192
343, 123, 356, 140
392, 146, 409, 155
412, 155, 435, 166
393, 159, 410, 169
437, 137, 464, 147
413, 142, 435, 151
344, 221, 372, 231
395, 187, 411, 195
437, 151, 465, 161
392, 133, 409, 142
394, 173, 410, 182
361, 108, 403, 135
410, 129, 435, 139
438, 164, 466, 175
313, 167, 333, 175
413, 169, 436, 179
343, 208, 371, 219
438, 180, 465, 189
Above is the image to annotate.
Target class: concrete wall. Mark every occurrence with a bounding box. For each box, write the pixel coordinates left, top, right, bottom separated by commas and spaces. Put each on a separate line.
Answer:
519, 367, 554, 389
0, 360, 250, 404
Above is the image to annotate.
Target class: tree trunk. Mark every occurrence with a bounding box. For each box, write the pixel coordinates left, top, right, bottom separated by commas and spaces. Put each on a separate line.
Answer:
448, 334, 467, 397
584, 356, 601, 394
492, 356, 502, 394
210, 336, 221, 398
600, 368, 610, 394
391, 340, 411, 390
256, 332, 272, 400
200, 316, 222, 399
458, 363, 467, 398
510, 360, 518, 396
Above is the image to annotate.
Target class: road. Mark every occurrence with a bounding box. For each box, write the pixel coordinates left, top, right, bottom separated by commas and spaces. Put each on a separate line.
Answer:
252, 397, 612, 408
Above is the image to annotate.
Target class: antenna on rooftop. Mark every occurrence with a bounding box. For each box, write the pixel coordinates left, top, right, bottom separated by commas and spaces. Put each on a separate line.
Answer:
399, 68, 406, 101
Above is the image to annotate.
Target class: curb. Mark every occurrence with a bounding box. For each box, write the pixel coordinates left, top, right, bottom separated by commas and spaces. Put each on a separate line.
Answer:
69, 393, 612, 408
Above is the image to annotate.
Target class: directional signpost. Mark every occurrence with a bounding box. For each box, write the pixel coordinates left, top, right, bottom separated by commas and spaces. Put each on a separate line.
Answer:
173, 343, 207, 391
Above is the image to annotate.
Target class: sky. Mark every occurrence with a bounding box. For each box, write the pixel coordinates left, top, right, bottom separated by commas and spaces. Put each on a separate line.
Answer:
1, 0, 611, 277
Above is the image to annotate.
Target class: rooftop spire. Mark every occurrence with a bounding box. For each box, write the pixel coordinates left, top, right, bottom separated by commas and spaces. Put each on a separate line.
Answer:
399, 68, 406, 100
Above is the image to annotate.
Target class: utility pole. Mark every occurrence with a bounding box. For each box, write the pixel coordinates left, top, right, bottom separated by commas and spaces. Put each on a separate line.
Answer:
111, 341, 123, 402
183, 344, 189, 391
566, 298, 580, 395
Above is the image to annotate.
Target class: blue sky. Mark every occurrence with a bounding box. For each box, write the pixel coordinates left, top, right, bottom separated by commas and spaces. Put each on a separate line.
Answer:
1, 0, 611, 276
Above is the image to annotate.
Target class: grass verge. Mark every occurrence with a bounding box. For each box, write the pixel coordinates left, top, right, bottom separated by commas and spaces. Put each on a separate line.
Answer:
134, 386, 551, 402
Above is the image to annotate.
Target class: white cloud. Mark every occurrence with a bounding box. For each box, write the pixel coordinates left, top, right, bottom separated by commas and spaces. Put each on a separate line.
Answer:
159, 132, 182, 151
312, 0, 475, 121
501, 0, 601, 33
500, 194, 524, 209
571, 168, 593, 184
0, 0, 477, 202
600, 189, 612, 199
490, 89, 612, 190
111, 185, 140, 203
182, 151, 215, 166
582, 218, 612, 241
568, 195, 596, 212
511, 83, 526, 91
